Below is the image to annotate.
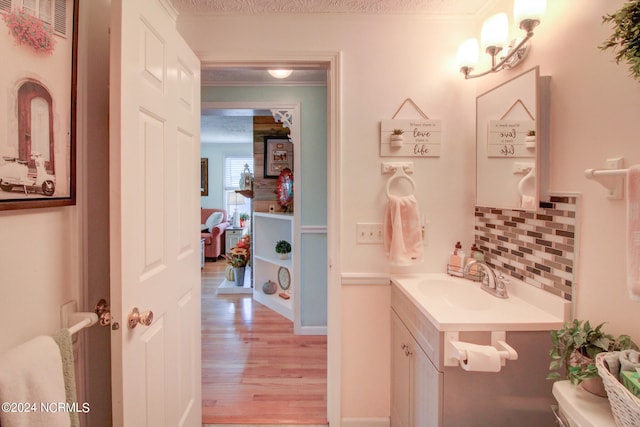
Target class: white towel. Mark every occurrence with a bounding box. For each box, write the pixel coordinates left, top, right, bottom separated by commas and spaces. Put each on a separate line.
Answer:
383, 194, 423, 266
627, 165, 640, 301
521, 195, 536, 210
0, 336, 70, 427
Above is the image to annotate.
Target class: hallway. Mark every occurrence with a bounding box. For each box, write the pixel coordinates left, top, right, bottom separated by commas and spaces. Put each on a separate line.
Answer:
201, 261, 328, 425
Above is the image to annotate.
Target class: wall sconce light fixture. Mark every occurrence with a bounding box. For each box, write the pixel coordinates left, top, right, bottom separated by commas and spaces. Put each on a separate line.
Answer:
268, 69, 293, 79
456, 0, 546, 79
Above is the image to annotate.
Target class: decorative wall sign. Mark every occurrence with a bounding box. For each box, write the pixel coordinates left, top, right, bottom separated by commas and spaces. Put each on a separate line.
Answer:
380, 119, 442, 157
487, 119, 535, 157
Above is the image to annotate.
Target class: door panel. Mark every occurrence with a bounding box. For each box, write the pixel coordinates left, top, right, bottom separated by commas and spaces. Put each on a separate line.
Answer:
110, 0, 201, 425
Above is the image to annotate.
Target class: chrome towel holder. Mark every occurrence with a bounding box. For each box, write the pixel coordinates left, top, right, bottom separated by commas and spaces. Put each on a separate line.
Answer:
584, 157, 625, 200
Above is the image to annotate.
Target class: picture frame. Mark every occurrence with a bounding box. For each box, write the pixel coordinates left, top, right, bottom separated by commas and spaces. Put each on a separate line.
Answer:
264, 136, 293, 178
0, 0, 79, 210
201, 158, 208, 196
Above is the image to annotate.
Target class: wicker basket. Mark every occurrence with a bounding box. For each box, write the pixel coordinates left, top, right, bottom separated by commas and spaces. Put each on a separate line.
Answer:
596, 352, 640, 427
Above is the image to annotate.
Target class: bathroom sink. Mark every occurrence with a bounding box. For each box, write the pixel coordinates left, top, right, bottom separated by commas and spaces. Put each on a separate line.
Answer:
415, 278, 494, 311
391, 273, 569, 332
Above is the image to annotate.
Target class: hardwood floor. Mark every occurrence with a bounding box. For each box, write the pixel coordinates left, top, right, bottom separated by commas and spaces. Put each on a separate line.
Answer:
201, 260, 328, 425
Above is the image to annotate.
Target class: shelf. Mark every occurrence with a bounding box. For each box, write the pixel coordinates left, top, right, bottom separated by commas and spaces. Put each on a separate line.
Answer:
236, 189, 254, 199
216, 267, 252, 295
254, 254, 292, 269
252, 212, 295, 324
253, 287, 293, 321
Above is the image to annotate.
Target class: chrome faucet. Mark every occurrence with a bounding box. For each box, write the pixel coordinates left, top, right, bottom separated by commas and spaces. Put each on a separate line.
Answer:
463, 259, 509, 299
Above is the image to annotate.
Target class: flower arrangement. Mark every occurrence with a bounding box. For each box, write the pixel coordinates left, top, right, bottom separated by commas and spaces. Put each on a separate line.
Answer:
3, 9, 56, 55
224, 234, 251, 267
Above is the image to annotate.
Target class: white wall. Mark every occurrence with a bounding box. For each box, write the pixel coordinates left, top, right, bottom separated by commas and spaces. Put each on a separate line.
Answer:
0, 2, 112, 426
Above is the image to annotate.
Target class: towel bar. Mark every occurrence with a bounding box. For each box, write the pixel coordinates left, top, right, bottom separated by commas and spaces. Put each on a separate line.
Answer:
61, 300, 100, 336
584, 157, 625, 200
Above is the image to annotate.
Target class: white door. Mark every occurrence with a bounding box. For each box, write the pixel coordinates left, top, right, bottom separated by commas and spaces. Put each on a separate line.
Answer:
109, 0, 201, 425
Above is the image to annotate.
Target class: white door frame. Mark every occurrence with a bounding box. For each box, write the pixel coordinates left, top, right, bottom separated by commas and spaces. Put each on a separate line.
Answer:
200, 53, 341, 425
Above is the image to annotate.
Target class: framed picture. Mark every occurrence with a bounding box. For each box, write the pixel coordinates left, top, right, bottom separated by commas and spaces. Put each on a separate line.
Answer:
201, 158, 208, 196
264, 136, 293, 178
0, 0, 79, 210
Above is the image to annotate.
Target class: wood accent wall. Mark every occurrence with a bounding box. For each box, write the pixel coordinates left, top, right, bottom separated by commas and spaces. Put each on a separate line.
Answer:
252, 116, 290, 213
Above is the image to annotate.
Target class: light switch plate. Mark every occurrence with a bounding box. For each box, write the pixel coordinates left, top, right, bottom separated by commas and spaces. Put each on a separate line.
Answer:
356, 223, 384, 244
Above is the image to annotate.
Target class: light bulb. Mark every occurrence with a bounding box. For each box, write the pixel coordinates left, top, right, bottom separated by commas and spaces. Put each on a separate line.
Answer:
481, 13, 508, 52
268, 69, 293, 79
514, 0, 546, 30
456, 38, 479, 70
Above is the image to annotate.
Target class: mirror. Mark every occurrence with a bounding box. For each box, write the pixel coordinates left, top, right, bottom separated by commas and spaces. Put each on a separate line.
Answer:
476, 67, 550, 210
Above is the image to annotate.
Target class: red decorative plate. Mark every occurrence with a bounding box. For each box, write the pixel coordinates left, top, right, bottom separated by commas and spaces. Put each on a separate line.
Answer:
276, 168, 293, 211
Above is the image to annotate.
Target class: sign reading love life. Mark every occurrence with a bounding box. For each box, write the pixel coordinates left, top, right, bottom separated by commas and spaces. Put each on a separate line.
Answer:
380, 119, 442, 157
487, 119, 535, 158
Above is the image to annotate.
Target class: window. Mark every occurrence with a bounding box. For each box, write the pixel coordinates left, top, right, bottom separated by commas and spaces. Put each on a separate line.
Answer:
1, 0, 68, 37
0, 0, 11, 12
224, 156, 253, 216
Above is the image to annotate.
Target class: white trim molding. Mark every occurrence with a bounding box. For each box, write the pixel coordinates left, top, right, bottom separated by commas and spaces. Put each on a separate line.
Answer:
341, 417, 390, 427
341, 272, 391, 286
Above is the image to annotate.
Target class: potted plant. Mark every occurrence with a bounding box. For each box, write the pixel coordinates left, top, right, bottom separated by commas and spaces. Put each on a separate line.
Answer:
390, 129, 404, 148
525, 130, 536, 149
547, 319, 638, 396
239, 212, 250, 228
224, 235, 251, 286
600, 0, 640, 82
275, 239, 291, 260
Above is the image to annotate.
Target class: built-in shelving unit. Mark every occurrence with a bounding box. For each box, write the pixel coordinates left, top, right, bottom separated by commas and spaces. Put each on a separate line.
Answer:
252, 212, 294, 321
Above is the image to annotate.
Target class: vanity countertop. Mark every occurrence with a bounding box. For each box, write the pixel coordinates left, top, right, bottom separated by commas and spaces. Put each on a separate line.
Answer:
391, 273, 570, 332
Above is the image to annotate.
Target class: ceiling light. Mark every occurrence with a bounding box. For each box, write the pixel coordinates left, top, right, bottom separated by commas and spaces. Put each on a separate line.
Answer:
457, 0, 546, 79
268, 69, 293, 79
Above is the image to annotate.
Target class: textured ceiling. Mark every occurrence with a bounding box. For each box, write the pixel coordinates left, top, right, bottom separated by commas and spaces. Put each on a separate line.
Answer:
173, 0, 492, 16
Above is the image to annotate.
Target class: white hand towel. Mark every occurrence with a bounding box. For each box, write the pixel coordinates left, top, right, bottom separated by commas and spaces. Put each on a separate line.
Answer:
0, 336, 69, 427
627, 165, 640, 301
383, 194, 423, 266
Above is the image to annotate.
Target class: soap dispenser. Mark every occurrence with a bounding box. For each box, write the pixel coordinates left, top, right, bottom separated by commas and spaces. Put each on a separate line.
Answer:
448, 241, 465, 277
466, 243, 484, 276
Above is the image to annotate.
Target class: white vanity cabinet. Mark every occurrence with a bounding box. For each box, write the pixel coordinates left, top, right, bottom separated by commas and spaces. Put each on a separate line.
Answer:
391, 310, 442, 427
390, 278, 560, 427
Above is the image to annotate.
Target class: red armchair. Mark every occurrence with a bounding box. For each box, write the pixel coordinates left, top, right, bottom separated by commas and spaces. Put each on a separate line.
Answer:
201, 208, 229, 260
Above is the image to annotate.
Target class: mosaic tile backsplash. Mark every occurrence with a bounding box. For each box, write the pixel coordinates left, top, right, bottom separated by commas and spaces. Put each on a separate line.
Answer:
474, 195, 578, 301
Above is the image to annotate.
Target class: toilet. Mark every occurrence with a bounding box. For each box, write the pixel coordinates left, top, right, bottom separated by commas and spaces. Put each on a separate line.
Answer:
552, 380, 616, 426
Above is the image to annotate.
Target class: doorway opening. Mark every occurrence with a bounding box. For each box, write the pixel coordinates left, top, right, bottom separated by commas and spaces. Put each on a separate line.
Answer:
199, 64, 335, 425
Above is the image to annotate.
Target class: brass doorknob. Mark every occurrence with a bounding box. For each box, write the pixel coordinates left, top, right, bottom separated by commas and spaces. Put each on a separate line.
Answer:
128, 307, 154, 329
95, 299, 111, 326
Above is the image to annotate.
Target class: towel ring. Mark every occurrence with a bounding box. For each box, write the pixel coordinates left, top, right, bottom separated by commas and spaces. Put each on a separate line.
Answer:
386, 168, 416, 199
517, 166, 535, 197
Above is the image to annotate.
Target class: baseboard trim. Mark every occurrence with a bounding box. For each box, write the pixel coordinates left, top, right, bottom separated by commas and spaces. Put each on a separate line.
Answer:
341, 417, 390, 427
298, 325, 327, 335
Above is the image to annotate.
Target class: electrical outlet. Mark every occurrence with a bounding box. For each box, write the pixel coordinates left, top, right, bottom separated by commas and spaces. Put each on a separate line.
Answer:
356, 223, 384, 244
